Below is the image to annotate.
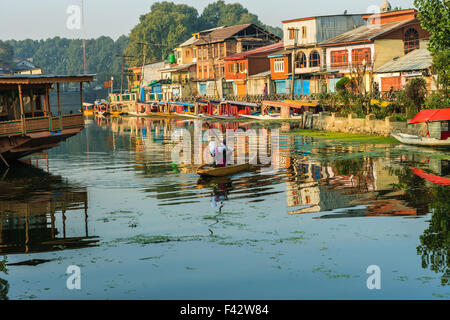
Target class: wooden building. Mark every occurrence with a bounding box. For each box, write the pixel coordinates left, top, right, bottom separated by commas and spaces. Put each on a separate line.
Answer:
0, 74, 93, 164
318, 8, 430, 93
224, 42, 283, 96
193, 24, 280, 97
375, 46, 436, 93
280, 13, 366, 96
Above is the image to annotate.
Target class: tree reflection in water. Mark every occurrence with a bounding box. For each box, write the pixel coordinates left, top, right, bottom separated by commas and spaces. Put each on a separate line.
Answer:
417, 185, 450, 286
0, 256, 8, 300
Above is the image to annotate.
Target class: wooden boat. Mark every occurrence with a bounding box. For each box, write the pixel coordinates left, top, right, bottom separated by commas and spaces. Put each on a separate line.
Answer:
196, 163, 253, 177
81, 103, 95, 116
391, 109, 450, 148
391, 133, 450, 147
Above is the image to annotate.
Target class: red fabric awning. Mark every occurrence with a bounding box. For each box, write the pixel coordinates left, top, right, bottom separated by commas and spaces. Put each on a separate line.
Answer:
410, 167, 450, 185
409, 108, 450, 124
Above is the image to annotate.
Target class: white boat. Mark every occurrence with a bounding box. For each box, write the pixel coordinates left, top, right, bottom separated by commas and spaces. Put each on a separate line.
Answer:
391, 133, 450, 147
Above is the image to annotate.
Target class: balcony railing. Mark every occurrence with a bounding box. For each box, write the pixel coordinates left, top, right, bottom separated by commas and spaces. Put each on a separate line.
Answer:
0, 114, 84, 138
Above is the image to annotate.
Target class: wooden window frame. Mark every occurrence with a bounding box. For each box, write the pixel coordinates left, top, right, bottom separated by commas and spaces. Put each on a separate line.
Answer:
404, 28, 419, 54
330, 50, 349, 68
302, 26, 307, 39
351, 48, 371, 66
295, 51, 307, 68
309, 50, 320, 67
274, 58, 285, 73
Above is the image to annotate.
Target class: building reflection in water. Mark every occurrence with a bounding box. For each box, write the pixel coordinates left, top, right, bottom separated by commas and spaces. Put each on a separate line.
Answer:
0, 161, 99, 254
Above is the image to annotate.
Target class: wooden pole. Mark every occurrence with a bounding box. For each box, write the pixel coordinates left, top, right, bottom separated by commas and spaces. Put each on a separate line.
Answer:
57, 83, 62, 115
80, 82, 84, 111
30, 89, 35, 117
18, 85, 26, 134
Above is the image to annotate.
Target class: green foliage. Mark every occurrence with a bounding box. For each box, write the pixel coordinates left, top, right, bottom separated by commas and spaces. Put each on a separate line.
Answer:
335, 77, 354, 92
414, 0, 450, 53
0, 41, 13, 70
125, 1, 282, 66
404, 78, 428, 116
431, 49, 450, 95
423, 92, 450, 108
200, 0, 282, 36
7, 36, 129, 87
126, 2, 201, 67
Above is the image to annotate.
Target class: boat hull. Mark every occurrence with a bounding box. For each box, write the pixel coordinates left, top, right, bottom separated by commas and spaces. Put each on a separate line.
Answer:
196, 163, 252, 177
391, 133, 450, 147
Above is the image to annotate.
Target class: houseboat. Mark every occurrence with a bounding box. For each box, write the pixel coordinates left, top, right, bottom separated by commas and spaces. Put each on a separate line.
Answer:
0, 74, 94, 165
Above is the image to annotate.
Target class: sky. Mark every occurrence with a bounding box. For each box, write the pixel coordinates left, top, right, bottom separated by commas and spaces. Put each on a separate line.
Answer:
0, 0, 416, 40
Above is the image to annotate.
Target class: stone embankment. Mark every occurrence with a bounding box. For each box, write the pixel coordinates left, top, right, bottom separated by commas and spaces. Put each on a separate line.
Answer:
302, 112, 427, 137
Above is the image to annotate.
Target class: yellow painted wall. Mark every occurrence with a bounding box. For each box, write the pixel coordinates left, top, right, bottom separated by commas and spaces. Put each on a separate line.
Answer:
373, 39, 405, 69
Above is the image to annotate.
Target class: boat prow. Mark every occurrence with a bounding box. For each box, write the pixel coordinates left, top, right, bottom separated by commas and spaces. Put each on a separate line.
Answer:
196, 163, 253, 177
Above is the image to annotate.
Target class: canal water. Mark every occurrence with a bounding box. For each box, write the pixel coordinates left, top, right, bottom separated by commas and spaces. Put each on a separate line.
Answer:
0, 116, 448, 300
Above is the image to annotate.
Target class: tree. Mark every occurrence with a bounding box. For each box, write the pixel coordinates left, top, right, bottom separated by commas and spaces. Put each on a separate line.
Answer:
405, 78, 428, 115
414, 0, 450, 53
125, 2, 201, 67
0, 41, 13, 71
430, 49, 450, 95
200, 1, 282, 37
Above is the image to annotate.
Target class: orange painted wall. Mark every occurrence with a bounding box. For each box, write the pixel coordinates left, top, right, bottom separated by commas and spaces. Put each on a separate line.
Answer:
270, 56, 290, 80
224, 59, 248, 81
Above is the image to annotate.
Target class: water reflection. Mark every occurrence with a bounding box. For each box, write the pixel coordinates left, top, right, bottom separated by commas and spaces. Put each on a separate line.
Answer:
26, 116, 449, 297
0, 163, 99, 254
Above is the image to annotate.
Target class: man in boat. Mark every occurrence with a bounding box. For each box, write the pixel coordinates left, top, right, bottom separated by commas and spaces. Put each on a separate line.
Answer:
209, 138, 234, 167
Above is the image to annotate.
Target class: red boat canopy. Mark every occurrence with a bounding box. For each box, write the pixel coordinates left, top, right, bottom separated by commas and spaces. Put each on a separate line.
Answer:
409, 108, 450, 124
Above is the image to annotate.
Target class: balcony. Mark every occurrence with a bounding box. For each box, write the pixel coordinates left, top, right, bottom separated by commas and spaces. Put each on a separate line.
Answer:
0, 114, 84, 138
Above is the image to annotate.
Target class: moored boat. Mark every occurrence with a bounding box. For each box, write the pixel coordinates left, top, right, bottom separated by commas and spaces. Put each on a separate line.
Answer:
391, 133, 450, 147
391, 108, 450, 148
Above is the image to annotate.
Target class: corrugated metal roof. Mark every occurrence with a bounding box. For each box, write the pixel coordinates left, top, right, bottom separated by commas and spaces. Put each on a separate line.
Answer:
319, 19, 414, 46
225, 42, 284, 60
193, 24, 253, 45
0, 74, 95, 84
375, 47, 432, 73
159, 63, 196, 73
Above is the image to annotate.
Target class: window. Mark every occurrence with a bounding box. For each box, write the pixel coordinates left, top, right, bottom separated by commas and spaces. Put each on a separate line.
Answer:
288, 28, 295, 40
220, 44, 225, 57
198, 49, 202, 58
185, 50, 190, 58
309, 50, 320, 67
351, 48, 371, 66
302, 26, 307, 39
330, 50, 349, 67
193, 49, 197, 58
295, 51, 307, 68
274, 58, 285, 73
404, 28, 419, 54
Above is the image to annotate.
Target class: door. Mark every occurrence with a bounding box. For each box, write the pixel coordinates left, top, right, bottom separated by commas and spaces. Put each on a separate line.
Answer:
275, 80, 286, 94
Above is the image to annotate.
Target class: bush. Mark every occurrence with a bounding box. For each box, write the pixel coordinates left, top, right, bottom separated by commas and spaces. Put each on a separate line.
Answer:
335, 77, 355, 92
423, 92, 450, 109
